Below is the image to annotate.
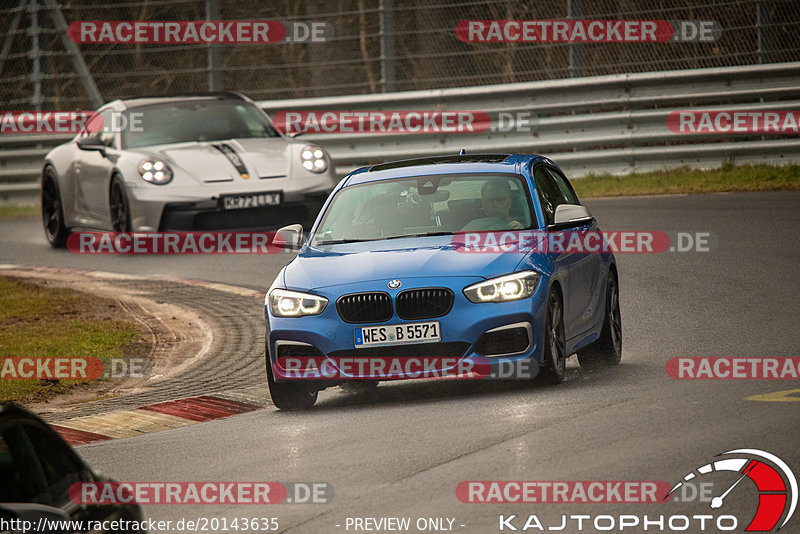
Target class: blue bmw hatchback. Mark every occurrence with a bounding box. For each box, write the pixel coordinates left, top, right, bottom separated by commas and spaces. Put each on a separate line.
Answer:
264, 154, 621, 409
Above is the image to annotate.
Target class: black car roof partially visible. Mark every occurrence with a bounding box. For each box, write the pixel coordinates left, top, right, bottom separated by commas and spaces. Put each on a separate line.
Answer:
0, 401, 39, 419
369, 154, 512, 172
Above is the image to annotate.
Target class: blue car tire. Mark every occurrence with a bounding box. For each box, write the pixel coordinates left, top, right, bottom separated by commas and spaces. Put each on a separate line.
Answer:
577, 271, 623, 368
537, 289, 567, 385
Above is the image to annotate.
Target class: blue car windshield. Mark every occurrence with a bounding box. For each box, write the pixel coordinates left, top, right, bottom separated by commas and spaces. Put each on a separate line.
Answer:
122, 100, 280, 148
314, 174, 536, 245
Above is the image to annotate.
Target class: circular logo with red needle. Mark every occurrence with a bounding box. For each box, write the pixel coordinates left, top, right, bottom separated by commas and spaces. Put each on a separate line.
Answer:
667, 449, 797, 531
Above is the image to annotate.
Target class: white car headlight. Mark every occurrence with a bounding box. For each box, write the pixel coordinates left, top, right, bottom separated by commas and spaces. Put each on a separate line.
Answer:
300, 145, 328, 173
269, 288, 328, 317
138, 159, 173, 185
463, 271, 541, 303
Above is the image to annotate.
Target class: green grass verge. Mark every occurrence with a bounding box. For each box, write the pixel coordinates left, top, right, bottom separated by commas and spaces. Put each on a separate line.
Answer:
0, 165, 798, 215
0, 205, 39, 218
0, 277, 139, 402
573, 163, 800, 198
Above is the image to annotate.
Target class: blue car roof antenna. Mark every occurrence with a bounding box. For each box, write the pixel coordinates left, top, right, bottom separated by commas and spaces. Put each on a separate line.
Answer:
459, 149, 466, 155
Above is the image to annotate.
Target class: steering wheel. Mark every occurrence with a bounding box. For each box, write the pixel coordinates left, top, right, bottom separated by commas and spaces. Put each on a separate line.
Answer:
460, 216, 511, 232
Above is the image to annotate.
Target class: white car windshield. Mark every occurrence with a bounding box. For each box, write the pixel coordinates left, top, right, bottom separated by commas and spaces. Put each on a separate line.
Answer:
314, 174, 535, 245
122, 100, 280, 148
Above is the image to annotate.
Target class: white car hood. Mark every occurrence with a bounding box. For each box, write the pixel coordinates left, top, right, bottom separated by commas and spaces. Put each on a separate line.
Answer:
156, 138, 292, 182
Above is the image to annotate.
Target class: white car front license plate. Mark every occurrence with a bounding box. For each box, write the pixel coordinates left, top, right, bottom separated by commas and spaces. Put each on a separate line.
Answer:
355, 321, 441, 347
222, 192, 281, 210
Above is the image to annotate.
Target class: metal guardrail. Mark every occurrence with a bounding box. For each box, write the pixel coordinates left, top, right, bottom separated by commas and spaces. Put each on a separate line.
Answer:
257, 61, 800, 178
0, 133, 70, 204
1, 62, 799, 204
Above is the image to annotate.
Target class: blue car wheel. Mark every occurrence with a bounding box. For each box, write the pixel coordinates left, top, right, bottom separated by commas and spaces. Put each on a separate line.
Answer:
537, 289, 567, 384
577, 271, 623, 368
266, 341, 319, 410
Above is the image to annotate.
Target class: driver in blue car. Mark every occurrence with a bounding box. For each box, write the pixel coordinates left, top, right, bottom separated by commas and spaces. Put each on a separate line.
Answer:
462, 180, 525, 231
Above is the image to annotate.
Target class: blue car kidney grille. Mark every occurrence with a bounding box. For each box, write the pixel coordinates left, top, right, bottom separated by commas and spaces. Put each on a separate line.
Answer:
336, 292, 393, 323
396, 288, 454, 319
337, 288, 454, 323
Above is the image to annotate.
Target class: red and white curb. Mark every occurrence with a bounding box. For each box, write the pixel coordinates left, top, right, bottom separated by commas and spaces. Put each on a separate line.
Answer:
0, 265, 271, 445
52, 393, 267, 446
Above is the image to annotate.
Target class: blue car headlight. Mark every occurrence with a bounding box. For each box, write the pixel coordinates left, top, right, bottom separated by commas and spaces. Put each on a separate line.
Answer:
269, 288, 328, 317
463, 271, 541, 303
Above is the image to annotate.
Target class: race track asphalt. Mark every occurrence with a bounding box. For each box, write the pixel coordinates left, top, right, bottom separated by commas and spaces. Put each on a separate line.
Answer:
2, 191, 798, 533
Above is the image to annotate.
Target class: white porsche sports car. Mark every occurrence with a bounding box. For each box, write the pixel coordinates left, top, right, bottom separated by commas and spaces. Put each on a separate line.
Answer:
41, 92, 337, 247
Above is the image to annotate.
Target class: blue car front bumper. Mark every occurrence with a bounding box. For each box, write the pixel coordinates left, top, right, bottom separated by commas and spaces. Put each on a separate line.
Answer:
265, 275, 549, 383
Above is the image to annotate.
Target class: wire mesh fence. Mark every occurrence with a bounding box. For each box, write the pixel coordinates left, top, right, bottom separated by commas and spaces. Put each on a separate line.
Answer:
1, 0, 799, 111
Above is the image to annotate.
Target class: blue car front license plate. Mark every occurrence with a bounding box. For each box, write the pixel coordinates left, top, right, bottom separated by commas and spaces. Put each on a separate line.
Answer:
354, 321, 441, 348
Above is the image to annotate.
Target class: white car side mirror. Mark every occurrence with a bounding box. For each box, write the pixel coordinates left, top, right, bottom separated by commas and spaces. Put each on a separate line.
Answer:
550, 204, 594, 230
275, 224, 304, 250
